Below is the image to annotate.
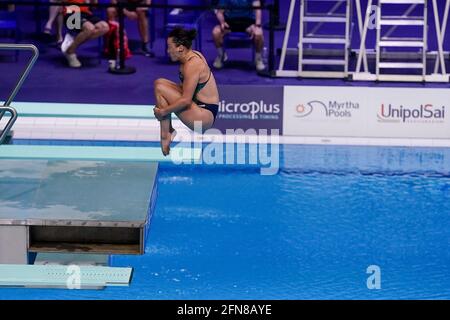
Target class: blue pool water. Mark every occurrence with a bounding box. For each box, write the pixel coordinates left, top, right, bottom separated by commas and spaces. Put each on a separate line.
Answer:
1, 141, 450, 299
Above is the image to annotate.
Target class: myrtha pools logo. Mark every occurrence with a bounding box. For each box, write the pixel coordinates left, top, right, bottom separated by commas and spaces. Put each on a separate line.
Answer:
377, 103, 446, 123
295, 100, 359, 118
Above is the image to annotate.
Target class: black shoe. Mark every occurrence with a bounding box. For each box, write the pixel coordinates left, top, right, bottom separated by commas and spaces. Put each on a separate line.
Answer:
142, 43, 155, 57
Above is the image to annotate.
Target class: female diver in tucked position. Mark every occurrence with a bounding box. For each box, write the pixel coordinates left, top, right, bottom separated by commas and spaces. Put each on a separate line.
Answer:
154, 27, 220, 155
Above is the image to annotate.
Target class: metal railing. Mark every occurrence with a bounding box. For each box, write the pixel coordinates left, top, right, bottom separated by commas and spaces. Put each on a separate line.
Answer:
0, 44, 39, 144
0, 106, 17, 144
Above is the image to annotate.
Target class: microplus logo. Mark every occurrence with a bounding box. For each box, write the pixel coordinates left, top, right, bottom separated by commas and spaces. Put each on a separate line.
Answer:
377, 103, 446, 123
295, 100, 359, 118
219, 100, 280, 120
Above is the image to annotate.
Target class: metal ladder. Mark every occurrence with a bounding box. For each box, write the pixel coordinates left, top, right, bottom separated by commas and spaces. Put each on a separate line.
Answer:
375, 0, 428, 81
300, 0, 352, 78
277, 0, 352, 78
0, 44, 39, 144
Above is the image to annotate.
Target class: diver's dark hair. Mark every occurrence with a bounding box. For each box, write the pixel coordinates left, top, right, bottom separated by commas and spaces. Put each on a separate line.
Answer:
168, 27, 197, 49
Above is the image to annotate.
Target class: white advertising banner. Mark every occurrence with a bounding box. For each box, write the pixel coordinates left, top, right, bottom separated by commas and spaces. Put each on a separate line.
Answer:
284, 86, 450, 139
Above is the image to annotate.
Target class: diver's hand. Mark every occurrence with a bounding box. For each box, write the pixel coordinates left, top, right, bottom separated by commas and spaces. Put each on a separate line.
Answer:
154, 107, 168, 121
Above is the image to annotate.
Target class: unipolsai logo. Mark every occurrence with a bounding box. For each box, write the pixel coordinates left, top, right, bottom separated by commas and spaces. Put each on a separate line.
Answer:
295, 100, 359, 118
377, 103, 446, 123
218, 100, 280, 120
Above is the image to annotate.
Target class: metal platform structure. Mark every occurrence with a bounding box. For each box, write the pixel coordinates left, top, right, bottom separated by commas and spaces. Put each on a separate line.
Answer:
0, 44, 201, 289
0, 144, 200, 288
0, 263, 133, 288
278, 0, 353, 78
353, 0, 450, 82
275, 0, 450, 82
0, 158, 159, 262
377, 0, 428, 81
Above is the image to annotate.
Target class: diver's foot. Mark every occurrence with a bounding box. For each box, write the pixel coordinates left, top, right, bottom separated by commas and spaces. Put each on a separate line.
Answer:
161, 136, 171, 156
170, 128, 177, 142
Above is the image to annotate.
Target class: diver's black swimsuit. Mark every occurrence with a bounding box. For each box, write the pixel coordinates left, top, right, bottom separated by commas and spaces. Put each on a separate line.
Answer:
179, 52, 219, 121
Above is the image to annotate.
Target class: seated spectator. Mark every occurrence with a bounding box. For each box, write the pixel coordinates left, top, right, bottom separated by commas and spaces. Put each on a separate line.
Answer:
212, 0, 265, 72
107, 0, 154, 57
43, 0, 64, 46
60, 0, 109, 68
